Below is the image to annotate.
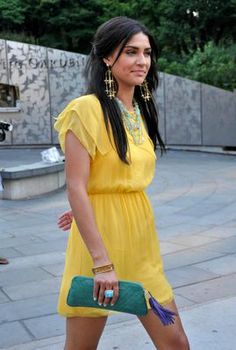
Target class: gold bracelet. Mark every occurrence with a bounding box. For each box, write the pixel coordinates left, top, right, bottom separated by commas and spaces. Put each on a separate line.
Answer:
92, 263, 114, 275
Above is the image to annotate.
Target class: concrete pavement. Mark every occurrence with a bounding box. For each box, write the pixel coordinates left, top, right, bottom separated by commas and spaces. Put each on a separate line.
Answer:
0, 149, 236, 349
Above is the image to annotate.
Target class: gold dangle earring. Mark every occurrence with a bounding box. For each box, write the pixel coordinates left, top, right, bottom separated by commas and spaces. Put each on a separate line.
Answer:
140, 79, 151, 102
104, 64, 117, 99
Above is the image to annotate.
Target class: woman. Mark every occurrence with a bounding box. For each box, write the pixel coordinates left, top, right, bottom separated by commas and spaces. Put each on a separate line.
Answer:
55, 16, 189, 350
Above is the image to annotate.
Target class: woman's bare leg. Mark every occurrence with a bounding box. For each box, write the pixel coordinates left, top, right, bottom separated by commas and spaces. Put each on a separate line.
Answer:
65, 316, 108, 350
138, 299, 190, 350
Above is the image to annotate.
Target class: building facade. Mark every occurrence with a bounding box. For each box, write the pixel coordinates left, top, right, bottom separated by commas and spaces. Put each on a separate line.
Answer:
0, 39, 235, 147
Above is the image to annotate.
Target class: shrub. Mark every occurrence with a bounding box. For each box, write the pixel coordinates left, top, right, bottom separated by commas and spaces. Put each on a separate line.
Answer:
158, 42, 236, 91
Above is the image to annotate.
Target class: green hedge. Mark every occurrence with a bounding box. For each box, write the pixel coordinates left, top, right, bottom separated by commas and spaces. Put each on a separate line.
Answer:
158, 42, 236, 91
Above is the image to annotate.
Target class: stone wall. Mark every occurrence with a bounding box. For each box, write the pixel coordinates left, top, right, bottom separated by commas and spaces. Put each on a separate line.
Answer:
0, 40, 87, 146
0, 39, 235, 147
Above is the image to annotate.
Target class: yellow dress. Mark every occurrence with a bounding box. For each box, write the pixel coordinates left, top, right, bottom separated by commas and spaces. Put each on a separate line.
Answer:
54, 94, 173, 317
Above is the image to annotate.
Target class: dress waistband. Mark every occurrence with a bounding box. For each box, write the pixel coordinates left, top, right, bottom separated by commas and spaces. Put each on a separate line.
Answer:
89, 190, 144, 195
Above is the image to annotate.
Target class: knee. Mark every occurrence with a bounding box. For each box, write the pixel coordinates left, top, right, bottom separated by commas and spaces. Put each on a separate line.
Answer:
172, 333, 190, 350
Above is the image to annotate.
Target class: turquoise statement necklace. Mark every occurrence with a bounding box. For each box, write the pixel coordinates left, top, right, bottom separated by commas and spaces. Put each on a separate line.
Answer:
115, 97, 144, 145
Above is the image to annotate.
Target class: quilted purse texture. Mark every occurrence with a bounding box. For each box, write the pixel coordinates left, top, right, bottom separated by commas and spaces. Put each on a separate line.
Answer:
67, 275, 148, 316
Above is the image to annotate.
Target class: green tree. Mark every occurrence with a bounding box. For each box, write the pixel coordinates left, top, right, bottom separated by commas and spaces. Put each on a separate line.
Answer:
28, 0, 104, 52
0, 0, 105, 51
155, 0, 236, 55
0, 0, 26, 27
0, 0, 235, 89
158, 42, 236, 90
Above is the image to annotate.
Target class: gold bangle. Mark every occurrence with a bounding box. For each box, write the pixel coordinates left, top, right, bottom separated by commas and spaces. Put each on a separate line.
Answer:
92, 263, 114, 275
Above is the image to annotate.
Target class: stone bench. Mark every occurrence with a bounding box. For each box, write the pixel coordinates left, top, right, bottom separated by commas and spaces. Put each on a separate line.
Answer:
0, 160, 65, 200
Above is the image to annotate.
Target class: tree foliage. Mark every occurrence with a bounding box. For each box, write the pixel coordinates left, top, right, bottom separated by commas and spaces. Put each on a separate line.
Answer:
0, 0, 26, 26
159, 42, 236, 90
0, 0, 235, 89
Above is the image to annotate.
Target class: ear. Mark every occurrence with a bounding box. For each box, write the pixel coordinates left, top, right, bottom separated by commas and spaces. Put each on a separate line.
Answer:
103, 57, 110, 66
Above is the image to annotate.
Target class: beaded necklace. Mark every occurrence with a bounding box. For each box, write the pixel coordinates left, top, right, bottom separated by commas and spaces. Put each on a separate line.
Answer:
115, 97, 144, 145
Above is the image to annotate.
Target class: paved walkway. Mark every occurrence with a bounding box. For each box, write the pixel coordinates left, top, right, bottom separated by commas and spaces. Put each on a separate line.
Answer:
0, 149, 236, 349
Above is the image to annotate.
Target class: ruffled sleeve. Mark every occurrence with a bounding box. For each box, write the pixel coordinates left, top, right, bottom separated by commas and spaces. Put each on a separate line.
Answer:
54, 94, 112, 159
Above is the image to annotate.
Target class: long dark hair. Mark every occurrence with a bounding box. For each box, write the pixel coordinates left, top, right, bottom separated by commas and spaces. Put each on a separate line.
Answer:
85, 16, 165, 164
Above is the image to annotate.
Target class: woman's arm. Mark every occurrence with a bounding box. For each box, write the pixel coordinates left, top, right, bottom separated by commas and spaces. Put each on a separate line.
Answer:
65, 130, 109, 265
65, 130, 118, 305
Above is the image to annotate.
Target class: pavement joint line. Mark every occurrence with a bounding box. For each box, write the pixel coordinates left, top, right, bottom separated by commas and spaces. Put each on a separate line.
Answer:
172, 199, 236, 215
197, 230, 236, 238
161, 187, 195, 202
162, 245, 216, 257
163, 241, 221, 250
174, 293, 198, 305
37, 266, 58, 277
214, 219, 236, 227
0, 288, 12, 303
173, 272, 236, 290
4, 335, 65, 350
178, 294, 236, 312
197, 235, 236, 243
165, 234, 222, 242
1, 291, 60, 304
166, 146, 236, 156
19, 320, 35, 340
0, 253, 66, 272
11, 247, 25, 256
164, 254, 229, 271
5, 246, 64, 259
171, 276, 221, 289
167, 234, 236, 245
39, 266, 61, 278
8, 311, 59, 324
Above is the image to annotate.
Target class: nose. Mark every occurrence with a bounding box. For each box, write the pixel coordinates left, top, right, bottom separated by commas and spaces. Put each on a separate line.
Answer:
136, 53, 146, 65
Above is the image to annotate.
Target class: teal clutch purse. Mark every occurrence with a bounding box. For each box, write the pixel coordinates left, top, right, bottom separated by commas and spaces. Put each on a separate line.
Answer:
67, 275, 176, 325
67, 275, 147, 316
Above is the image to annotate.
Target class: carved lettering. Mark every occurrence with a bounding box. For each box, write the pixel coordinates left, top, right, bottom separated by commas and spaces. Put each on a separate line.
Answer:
69, 58, 75, 67
0, 57, 86, 70
29, 58, 38, 68
59, 59, 67, 67
39, 59, 47, 68
50, 59, 57, 68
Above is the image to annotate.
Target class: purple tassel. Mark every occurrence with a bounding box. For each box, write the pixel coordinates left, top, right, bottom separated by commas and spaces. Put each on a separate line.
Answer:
148, 292, 177, 326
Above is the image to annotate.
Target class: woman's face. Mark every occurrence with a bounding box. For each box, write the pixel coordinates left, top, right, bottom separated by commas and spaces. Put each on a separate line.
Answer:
104, 32, 152, 89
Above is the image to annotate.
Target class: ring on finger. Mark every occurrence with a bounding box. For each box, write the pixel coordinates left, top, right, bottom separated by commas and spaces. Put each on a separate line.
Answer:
104, 289, 114, 298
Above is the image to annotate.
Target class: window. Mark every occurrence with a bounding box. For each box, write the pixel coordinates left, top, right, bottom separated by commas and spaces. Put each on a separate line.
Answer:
0, 83, 20, 110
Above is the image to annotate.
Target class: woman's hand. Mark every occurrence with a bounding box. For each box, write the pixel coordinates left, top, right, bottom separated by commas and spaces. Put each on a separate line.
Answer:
93, 270, 119, 307
57, 210, 73, 231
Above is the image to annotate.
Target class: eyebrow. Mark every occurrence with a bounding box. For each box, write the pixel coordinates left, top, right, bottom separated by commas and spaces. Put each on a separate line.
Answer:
124, 45, 152, 50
